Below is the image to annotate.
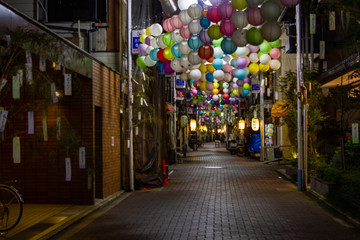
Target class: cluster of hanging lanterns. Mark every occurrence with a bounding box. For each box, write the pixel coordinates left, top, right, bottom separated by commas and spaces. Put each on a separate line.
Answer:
136, 0, 300, 126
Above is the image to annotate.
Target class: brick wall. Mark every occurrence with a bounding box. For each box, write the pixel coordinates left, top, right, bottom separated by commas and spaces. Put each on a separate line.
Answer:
92, 61, 122, 198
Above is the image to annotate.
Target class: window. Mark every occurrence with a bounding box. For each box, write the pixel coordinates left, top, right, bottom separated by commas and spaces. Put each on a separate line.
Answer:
47, 0, 107, 23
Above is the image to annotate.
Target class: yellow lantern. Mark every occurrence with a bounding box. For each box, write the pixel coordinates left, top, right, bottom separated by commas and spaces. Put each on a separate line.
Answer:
251, 118, 259, 131
190, 119, 197, 131
239, 119, 245, 130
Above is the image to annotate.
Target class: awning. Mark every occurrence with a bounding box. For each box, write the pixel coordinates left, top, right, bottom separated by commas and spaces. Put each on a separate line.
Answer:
166, 102, 175, 113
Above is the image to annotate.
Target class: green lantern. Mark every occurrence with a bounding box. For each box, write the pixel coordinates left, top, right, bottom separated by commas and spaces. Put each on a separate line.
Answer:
232, 0, 248, 10
208, 25, 223, 40
212, 37, 223, 47
269, 39, 281, 48
259, 41, 272, 54
246, 27, 264, 46
162, 32, 175, 47
136, 56, 147, 68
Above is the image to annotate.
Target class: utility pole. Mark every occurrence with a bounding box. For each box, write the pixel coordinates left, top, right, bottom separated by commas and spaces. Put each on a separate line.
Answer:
127, 0, 134, 191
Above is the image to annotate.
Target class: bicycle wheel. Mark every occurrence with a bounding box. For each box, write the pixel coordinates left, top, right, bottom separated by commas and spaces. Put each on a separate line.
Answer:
0, 185, 23, 232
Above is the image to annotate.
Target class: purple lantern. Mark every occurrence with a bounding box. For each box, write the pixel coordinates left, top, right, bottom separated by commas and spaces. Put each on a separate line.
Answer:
219, 1, 235, 19
199, 29, 213, 44
236, 57, 249, 69
248, 44, 260, 53
164, 61, 174, 74
138, 44, 148, 56
145, 36, 153, 45
244, 77, 251, 84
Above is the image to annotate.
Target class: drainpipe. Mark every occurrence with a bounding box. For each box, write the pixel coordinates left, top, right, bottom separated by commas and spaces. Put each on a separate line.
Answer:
127, 0, 134, 192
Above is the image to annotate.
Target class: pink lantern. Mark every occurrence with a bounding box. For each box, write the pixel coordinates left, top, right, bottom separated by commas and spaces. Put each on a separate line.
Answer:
280, 0, 300, 8
222, 64, 232, 73
207, 6, 222, 23
269, 48, 281, 59
219, 1, 235, 19
236, 57, 249, 68
220, 19, 236, 36
247, 7, 264, 26
171, 15, 183, 29
180, 25, 191, 39
248, 44, 260, 53
163, 18, 175, 32
191, 88, 198, 95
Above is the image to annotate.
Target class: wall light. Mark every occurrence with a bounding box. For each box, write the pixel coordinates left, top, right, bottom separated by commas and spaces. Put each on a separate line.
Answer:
190, 119, 197, 131
239, 119, 245, 130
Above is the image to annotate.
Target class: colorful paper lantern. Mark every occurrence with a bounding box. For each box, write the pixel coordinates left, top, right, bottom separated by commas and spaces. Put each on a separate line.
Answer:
188, 50, 203, 65
260, 0, 281, 21
220, 19, 237, 36
246, 0, 264, 8
136, 56, 146, 68
231, 29, 247, 47
189, 69, 202, 80
280, 0, 300, 8
259, 63, 270, 72
157, 49, 168, 62
249, 52, 259, 63
259, 54, 271, 65
178, 0, 198, 11
235, 69, 247, 80
150, 23, 163, 37
170, 58, 183, 72
188, 3, 203, 19
156, 34, 167, 48
249, 63, 259, 74
232, 0, 248, 10
269, 59, 281, 71
221, 37, 237, 54
163, 32, 175, 47
231, 11, 248, 29
213, 47, 224, 58
150, 48, 159, 61
171, 29, 183, 43
198, 44, 214, 59
179, 9, 193, 25
246, 27, 264, 46
269, 39, 281, 48
138, 43, 147, 56
170, 15, 183, 29
180, 25, 191, 39
207, 6, 222, 23
237, 57, 249, 68
200, 17, 211, 28
144, 55, 157, 67
188, 35, 203, 50
179, 40, 192, 54
180, 55, 193, 69
269, 48, 281, 59
206, 72, 214, 82
171, 43, 184, 58
212, 37, 223, 47
219, 1, 235, 19
259, 41, 272, 53
150, 37, 159, 48
164, 47, 176, 60
208, 25, 223, 40
247, 7, 264, 26
213, 70, 225, 81
189, 20, 202, 34
163, 18, 175, 32
261, 21, 281, 42
199, 29, 212, 44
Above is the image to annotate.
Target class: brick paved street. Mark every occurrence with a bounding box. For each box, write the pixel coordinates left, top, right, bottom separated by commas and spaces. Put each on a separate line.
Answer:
53, 143, 360, 240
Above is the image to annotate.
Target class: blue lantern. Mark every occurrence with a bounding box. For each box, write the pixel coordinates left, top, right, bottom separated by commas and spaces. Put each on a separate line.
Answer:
188, 35, 203, 50
230, 58, 237, 68
235, 69, 247, 80
200, 17, 211, 29
212, 58, 224, 70
171, 44, 183, 58
221, 37, 237, 54
206, 72, 214, 82
150, 48, 159, 61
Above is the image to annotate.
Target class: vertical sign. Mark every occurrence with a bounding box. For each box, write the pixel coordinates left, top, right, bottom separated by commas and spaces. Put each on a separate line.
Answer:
12, 75, 20, 99
39, 54, 46, 71
28, 112, 34, 134
0, 110, 8, 132
64, 74, 72, 96
79, 147, 86, 169
25, 63, 33, 84
329, 11, 336, 31
17, 70, 23, 86
43, 117, 48, 141
352, 123, 359, 144
319, 41, 325, 59
0, 79, 7, 92
56, 117, 61, 140
310, 14, 316, 34
13, 137, 21, 163
65, 158, 71, 181
111, 136, 115, 146
132, 30, 142, 54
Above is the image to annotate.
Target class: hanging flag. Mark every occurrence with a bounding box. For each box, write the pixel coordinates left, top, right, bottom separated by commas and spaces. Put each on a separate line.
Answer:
13, 137, 21, 163
320, 41, 325, 59
28, 112, 34, 134
43, 117, 48, 141
0, 78, 7, 92
0, 110, 8, 132
64, 73, 72, 96
329, 11, 336, 31
56, 117, 61, 140
12, 75, 20, 99
65, 158, 71, 181
310, 14, 316, 34
79, 147, 86, 169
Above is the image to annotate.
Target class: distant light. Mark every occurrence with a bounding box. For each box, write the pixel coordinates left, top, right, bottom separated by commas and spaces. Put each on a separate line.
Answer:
204, 166, 223, 169
55, 91, 60, 97
202, 0, 212, 6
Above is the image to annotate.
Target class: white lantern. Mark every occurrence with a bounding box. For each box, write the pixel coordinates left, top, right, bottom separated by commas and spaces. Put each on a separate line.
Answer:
150, 23, 163, 37
236, 46, 250, 57
187, 4, 203, 19
260, 54, 271, 65
171, 29, 184, 43
269, 59, 281, 71
231, 11, 248, 29
189, 20, 202, 35
180, 72, 189, 81
144, 55, 157, 67
179, 9, 193, 25
171, 58, 184, 72
213, 70, 225, 81
180, 55, 193, 69
249, 52, 259, 63
178, 0, 198, 11
251, 118, 259, 131
179, 40, 192, 54
189, 69, 202, 80
188, 50, 203, 65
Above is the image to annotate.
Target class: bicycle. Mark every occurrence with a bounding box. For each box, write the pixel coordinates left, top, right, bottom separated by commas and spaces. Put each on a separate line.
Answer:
0, 184, 23, 236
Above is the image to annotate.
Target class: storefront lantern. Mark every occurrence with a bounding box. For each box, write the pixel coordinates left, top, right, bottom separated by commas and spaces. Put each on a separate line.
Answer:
251, 112, 259, 131
190, 119, 197, 131
239, 119, 245, 130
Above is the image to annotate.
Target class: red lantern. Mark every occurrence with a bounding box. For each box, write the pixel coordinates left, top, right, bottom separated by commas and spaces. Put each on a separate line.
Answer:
280, 0, 300, 8
219, 1, 235, 19
207, 6, 222, 23
157, 49, 167, 62
198, 44, 214, 59
247, 7, 264, 26
220, 19, 236, 36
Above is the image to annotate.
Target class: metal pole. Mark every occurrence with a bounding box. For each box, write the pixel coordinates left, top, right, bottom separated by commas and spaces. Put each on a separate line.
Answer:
296, 4, 304, 191
172, 75, 177, 162
127, 0, 134, 191
260, 73, 265, 162
303, 87, 308, 189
